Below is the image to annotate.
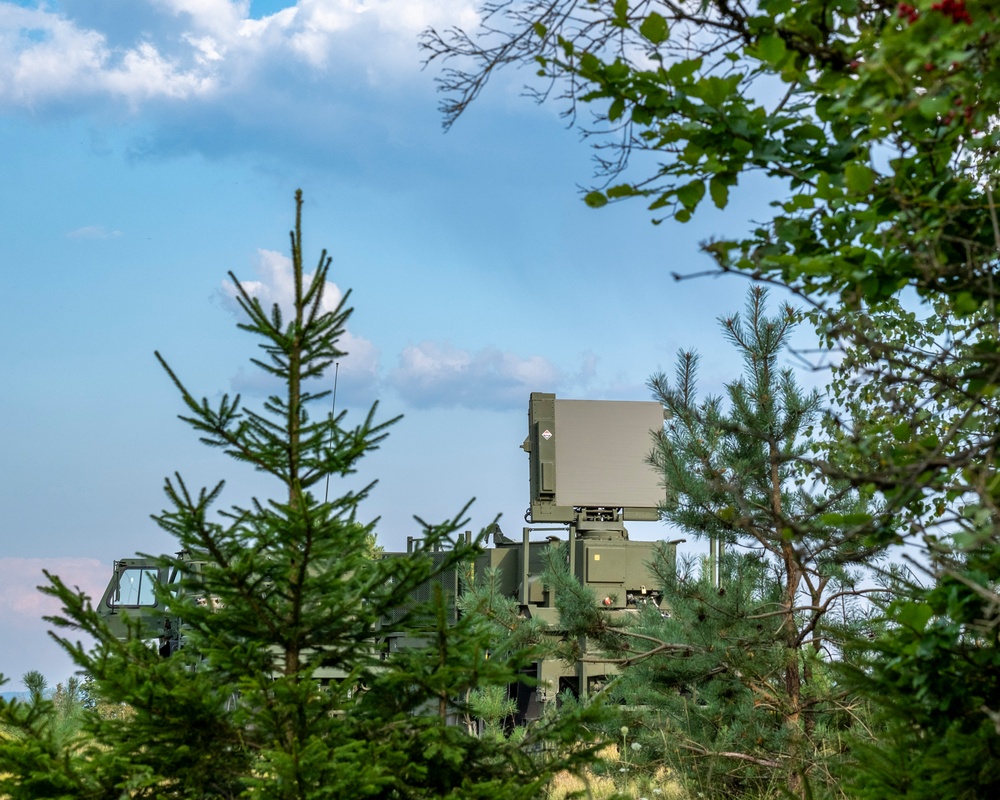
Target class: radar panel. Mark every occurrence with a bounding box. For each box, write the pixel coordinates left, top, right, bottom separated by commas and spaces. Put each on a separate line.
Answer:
524, 393, 664, 523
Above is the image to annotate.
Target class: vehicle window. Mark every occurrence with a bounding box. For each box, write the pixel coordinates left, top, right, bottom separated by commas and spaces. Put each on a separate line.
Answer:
118, 567, 159, 607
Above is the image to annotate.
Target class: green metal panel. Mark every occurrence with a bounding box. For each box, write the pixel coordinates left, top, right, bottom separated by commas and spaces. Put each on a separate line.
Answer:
584, 545, 627, 584
524, 392, 665, 523
524, 393, 576, 522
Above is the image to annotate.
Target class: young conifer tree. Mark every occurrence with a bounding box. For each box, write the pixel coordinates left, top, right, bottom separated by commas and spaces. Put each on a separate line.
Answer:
0, 192, 601, 800
544, 287, 886, 797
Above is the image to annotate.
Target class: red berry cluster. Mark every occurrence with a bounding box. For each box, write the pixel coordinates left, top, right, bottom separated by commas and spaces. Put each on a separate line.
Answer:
931, 0, 973, 24
944, 96, 976, 126
898, 2, 920, 23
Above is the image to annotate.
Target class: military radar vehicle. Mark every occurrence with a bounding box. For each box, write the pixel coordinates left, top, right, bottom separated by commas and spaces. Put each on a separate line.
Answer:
96, 392, 675, 719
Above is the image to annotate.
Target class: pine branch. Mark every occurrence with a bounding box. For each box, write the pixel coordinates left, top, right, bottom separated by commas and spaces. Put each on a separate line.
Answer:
675, 740, 785, 770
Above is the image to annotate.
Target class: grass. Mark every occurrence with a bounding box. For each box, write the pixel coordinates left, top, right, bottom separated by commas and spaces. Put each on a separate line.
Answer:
548, 744, 689, 800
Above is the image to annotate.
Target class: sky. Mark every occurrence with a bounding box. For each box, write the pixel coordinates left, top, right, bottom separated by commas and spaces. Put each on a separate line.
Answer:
0, 0, 801, 685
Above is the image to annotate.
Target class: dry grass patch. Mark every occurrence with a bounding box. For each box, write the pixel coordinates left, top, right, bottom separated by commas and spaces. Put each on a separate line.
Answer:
547, 744, 688, 800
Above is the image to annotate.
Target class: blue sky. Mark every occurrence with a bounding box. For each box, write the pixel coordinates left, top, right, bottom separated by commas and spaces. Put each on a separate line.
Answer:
0, 0, 794, 684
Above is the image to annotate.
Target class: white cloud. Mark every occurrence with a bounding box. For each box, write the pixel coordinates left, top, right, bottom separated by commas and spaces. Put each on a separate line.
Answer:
391, 341, 562, 410
288, 0, 481, 63
0, 4, 218, 107
0, 1, 480, 111
220, 248, 381, 400
66, 224, 122, 239
155, 0, 248, 36
183, 33, 225, 64
221, 247, 346, 316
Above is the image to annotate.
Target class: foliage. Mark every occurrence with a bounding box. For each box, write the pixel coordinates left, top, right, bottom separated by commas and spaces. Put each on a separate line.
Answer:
544, 288, 882, 795
425, 3, 1000, 795
457, 565, 548, 739
0, 192, 604, 799
843, 540, 1000, 799
619, 553, 825, 799
423, 0, 1000, 510
425, 1, 1000, 303
0, 673, 91, 799
650, 287, 883, 784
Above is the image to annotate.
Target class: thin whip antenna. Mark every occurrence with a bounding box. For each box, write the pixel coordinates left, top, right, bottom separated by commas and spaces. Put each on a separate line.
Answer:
324, 361, 340, 504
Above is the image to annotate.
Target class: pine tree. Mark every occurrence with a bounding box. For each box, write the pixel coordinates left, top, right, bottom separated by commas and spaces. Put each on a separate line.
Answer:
0, 191, 602, 799
547, 288, 886, 796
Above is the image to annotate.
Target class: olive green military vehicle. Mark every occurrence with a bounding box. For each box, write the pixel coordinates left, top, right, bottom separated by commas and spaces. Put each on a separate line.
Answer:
96, 393, 676, 720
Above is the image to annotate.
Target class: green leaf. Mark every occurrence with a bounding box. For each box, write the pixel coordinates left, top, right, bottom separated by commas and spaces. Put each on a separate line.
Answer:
639, 13, 668, 45
896, 601, 934, 633
919, 434, 940, 451
631, 105, 653, 125
668, 57, 702, 82
755, 33, 787, 66
584, 191, 608, 208
709, 176, 729, 209
533, 22, 547, 38
693, 76, 732, 107
612, 0, 628, 27
954, 291, 982, 316
579, 52, 600, 74
918, 95, 951, 120
676, 179, 706, 210
606, 183, 636, 199
845, 163, 876, 195
781, 194, 813, 213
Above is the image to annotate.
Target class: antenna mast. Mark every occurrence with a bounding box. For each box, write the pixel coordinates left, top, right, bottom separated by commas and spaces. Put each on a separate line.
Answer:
323, 361, 340, 504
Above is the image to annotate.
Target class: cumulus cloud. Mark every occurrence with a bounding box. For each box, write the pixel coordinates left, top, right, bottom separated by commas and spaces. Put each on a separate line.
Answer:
390, 341, 562, 411
220, 248, 345, 316
0, 4, 215, 109
217, 250, 594, 412
0, 1, 480, 112
219, 248, 380, 402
